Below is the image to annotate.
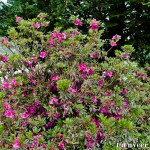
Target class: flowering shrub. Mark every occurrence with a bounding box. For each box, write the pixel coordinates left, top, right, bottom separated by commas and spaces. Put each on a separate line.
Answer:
0, 13, 149, 149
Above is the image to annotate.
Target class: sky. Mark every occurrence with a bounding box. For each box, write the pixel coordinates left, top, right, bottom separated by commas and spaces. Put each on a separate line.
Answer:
1, 0, 7, 3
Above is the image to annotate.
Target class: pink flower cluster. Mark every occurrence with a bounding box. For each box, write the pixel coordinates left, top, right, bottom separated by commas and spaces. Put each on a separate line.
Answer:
123, 53, 130, 59
90, 52, 99, 59
74, 19, 82, 26
51, 75, 59, 81
85, 128, 104, 149
3, 102, 14, 120
2, 78, 21, 90
1, 56, 8, 62
49, 97, 58, 104
31, 23, 40, 29
0, 37, 10, 48
133, 72, 148, 80
98, 78, 104, 89
104, 71, 113, 78
112, 34, 121, 41
40, 51, 47, 58
26, 55, 38, 67
22, 111, 28, 119
27, 60, 33, 67
24, 134, 47, 149
90, 19, 99, 30
110, 34, 121, 47
48, 31, 66, 47
13, 137, 21, 149
69, 87, 77, 94
100, 104, 122, 120
78, 63, 94, 77
121, 89, 128, 95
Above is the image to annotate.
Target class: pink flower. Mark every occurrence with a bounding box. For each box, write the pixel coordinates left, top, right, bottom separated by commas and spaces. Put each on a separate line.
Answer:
75, 30, 80, 35
85, 132, 92, 141
91, 96, 97, 103
1, 56, 8, 62
21, 121, 26, 127
78, 63, 93, 77
104, 71, 113, 78
22, 112, 28, 119
90, 19, 99, 30
114, 114, 122, 120
90, 53, 98, 58
58, 141, 65, 149
87, 141, 93, 149
31, 23, 35, 28
2, 81, 12, 89
51, 75, 59, 81
90, 118, 100, 128
32, 90, 36, 95
49, 37, 56, 45
40, 51, 46, 58
27, 61, 33, 67
96, 130, 105, 142
28, 105, 36, 114
4, 109, 14, 119
16, 17, 21, 22
104, 92, 111, 96
74, 19, 82, 26
61, 33, 66, 39
70, 33, 74, 38
49, 97, 58, 104
123, 53, 130, 59
63, 107, 68, 117
48, 31, 67, 46
38, 134, 43, 138
85, 68, 92, 74
121, 89, 128, 95
98, 78, 104, 89
10, 78, 17, 87
69, 88, 77, 94
0, 38, 10, 48
13, 138, 21, 149
4, 102, 11, 109
112, 34, 121, 41
0, 37, 9, 44
100, 108, 108, 114
30, 78, 36, 85
57, 133, 63, 139
110, 41, 117, 47
78, 63, 87, 71
31, 23, 40, 29
53, 113, 60, 119
123, 99, 129, 108
35, 23, 40, 29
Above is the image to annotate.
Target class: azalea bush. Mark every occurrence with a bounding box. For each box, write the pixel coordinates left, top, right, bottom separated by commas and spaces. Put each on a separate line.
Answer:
0, 13, 149, 149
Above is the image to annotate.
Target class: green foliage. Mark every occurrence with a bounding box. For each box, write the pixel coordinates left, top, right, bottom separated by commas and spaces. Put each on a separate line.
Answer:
57, 79, 71, 91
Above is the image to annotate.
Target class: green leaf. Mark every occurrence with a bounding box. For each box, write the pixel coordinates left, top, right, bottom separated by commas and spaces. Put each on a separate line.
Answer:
26, 130, 33, 139
0, 124, 4, 135
0, 92, 5, 99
